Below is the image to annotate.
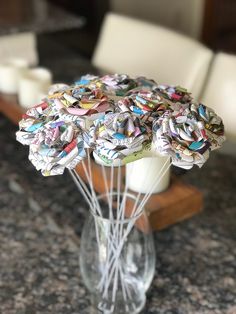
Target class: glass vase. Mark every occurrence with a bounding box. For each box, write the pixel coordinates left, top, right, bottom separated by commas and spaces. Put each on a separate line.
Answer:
79, 192, 156, 314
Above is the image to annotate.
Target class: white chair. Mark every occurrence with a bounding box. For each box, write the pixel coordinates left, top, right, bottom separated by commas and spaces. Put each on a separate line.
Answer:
92, 12, 213, 99
201, 52, 236, 152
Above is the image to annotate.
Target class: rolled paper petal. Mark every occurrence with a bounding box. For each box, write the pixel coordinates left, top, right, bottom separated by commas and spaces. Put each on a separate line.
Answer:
17, 102, 88, 175
152, 102, 225, 169
16, 131, 35, 145
63, 93, 79, 105
28, 129, 86, 176
58, 109, 86, 128
75, 74, 99, 86
117, 88, 178, 128
96, 74, 138, 96
75, 73, 138, 97
153, 84, 192, 103
48, 83, 70, 95
89, 111, 151, 166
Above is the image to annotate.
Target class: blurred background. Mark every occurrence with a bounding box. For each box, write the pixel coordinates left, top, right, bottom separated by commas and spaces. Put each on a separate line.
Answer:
1, 1, 236, 313
37, 0, 236, 57
23, 0, 236, 57
1, 0, 236, 64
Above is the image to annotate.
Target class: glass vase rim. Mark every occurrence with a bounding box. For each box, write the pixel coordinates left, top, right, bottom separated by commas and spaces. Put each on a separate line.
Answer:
89, 191, 146, 223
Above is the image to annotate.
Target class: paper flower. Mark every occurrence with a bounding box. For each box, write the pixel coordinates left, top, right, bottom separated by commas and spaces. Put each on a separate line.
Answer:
16, 102, 52, 145
28, 120, 87, 176
117, 89, 170, 127
153, 84, 192, 103
76, 74, 138, 97
88, 111, 150, 166
48, 85, 113, 118
152, 103, 225, 169
16, 73, 226, 174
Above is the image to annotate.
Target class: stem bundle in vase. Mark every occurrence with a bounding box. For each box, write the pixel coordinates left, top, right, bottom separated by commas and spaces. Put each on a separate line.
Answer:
16, 74, 225, 313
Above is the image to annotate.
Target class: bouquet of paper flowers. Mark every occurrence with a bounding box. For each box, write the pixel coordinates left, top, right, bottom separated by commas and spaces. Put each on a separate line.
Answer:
16, 74, 225, 314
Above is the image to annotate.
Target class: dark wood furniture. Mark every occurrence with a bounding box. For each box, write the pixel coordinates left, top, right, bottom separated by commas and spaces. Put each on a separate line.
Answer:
202, 0, 236, 53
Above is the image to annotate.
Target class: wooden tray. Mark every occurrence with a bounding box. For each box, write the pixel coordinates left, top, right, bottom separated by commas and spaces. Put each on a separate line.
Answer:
0, 94, 203, 230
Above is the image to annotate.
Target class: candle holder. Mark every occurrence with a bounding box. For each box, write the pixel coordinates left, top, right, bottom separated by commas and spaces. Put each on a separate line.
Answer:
18, 67, 52, 108
0, 58, 28, 94
126, 155, 170, 194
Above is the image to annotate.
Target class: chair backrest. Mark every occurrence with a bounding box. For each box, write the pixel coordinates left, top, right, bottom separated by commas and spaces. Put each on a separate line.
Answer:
201, 53, 236, 143
92, 12, 213, 99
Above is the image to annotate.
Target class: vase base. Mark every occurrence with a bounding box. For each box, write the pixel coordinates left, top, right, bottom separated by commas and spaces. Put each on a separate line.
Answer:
91, 288, 146, 314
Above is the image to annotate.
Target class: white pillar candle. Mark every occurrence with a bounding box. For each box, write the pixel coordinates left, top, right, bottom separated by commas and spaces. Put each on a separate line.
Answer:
126, 156, 170, 194
0, 59, 28, 94
18, 67, 52, 108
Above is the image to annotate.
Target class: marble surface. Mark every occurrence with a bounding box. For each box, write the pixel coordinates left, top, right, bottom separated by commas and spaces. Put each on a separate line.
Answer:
1, 114, 236, 314
0, 0, 85, 36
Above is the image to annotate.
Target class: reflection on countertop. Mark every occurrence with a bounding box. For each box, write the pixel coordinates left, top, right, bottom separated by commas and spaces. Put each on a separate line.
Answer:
0, 0, 85, 36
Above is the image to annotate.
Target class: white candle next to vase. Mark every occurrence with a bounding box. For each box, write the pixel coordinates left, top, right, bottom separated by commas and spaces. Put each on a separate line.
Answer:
18, 67, 52, 108
0, 58, 29, 94
126, 156, 171, 194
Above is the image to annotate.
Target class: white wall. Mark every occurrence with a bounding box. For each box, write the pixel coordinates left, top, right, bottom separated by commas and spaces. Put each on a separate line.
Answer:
110, 0, 205, 39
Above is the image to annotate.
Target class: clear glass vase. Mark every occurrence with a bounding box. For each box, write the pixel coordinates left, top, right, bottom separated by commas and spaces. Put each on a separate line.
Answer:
79, 192, 156, 314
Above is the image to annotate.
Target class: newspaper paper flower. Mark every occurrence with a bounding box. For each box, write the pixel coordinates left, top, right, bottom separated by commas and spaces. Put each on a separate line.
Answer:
117, 89, 170, 126
76, 74, 138, 97
89, 111, 150, 166
16, 73, 226, 175
153, 84, 192, 103
152, 103, 225, 169
28, 120, 87, 176
16, 102, 52, 146
48, 85, 113, 119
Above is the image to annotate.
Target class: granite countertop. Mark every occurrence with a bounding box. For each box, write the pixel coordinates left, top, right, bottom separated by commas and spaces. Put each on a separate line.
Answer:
0, 0, 85, 36
1, 41, 236, 313
1, 116, 236, 314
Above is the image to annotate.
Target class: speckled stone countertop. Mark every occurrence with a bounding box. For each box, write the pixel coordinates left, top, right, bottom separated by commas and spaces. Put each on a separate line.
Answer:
1, 116, 236, 314
1, 44, 236, 313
